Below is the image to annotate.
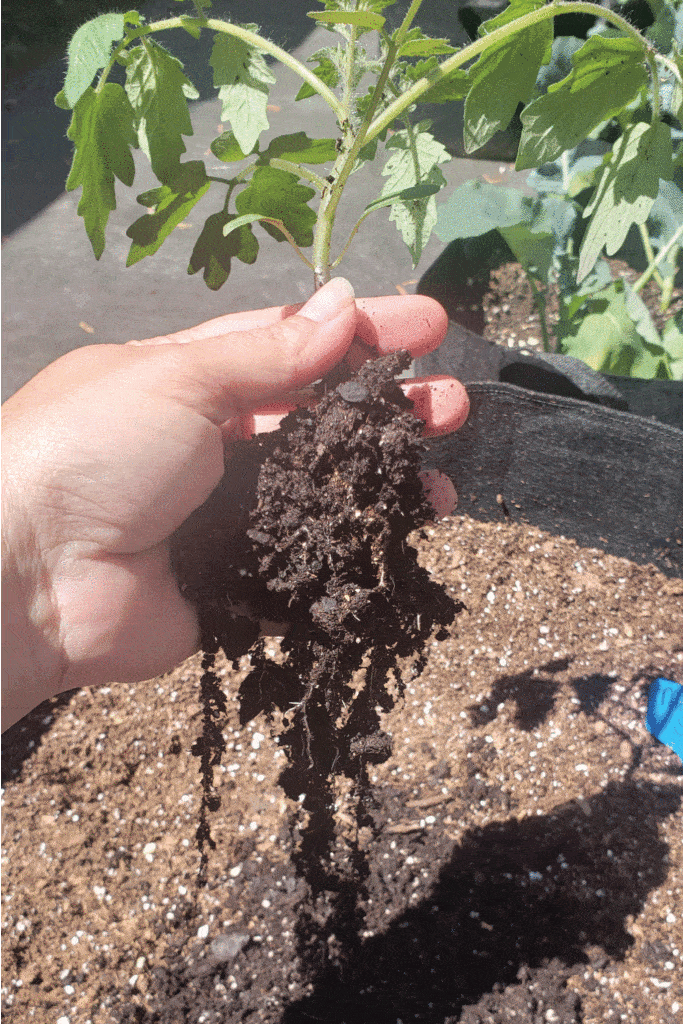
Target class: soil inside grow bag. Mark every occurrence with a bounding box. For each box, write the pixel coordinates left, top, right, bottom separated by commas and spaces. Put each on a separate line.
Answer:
2, 283, 683, 1024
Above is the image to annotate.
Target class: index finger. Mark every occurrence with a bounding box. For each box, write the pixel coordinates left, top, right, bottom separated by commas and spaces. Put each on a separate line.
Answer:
137, 293, 448, 358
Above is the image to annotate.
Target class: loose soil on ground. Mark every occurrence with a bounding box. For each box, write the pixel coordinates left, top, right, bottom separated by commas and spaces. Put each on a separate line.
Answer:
3, 265, 683, 1024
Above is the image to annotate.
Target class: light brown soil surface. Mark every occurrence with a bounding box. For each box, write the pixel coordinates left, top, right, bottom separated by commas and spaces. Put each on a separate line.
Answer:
480, 260, 683, 354
3, 515, 682, 1024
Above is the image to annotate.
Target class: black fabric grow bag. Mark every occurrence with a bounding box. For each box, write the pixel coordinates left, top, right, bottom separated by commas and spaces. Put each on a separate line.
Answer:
415, 322, 683, 578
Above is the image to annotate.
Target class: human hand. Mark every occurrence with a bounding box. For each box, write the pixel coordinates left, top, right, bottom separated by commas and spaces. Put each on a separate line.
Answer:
1, 278, 468, 728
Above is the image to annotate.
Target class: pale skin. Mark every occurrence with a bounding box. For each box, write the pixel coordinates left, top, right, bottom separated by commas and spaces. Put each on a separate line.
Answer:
1, 279, 469, 730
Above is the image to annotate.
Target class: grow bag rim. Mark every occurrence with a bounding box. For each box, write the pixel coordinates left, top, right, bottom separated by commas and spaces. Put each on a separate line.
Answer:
460, 381, 683, 438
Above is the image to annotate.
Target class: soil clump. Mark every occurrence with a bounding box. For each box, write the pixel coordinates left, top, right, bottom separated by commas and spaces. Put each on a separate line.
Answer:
175, 350, 459, 956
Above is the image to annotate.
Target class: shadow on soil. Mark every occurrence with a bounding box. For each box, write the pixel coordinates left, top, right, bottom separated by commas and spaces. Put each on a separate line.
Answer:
1, 690, 80, 785
112, 772, 678, 1023
468, 656, 682, 780
281, 777, 679, 1024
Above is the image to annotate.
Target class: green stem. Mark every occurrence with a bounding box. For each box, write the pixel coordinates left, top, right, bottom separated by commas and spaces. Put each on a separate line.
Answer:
526, 273, 551, 353
633, 223, 683, 296
312, 24, 401, 285
99, 16, 345, 119
659, 246, 679, 313
269, 159, 329, 193
647, 50, 661, 122
341, 21, 358, 121
636, 223, 665, 291
394, 0, 427, 46
366, 1, 654, 145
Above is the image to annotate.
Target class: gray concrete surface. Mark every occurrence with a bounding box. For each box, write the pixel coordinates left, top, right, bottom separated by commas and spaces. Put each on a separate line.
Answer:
2, 1, 529, 400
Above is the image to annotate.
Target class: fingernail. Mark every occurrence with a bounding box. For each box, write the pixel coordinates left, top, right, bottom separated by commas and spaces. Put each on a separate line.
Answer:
300, 277, 355, 323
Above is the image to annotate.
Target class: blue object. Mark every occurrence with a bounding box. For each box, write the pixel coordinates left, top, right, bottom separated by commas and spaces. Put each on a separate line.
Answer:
646, 678, 683, 760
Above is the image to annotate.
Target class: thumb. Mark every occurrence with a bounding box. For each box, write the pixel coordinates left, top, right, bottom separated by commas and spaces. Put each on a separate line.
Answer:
142, 278, 358, 425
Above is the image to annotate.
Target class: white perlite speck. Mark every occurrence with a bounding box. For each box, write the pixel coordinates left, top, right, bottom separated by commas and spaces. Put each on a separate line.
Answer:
197, 924, 209, 939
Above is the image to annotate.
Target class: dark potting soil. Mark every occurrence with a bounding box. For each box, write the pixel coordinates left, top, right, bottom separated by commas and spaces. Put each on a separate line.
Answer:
175, 350, 459, 901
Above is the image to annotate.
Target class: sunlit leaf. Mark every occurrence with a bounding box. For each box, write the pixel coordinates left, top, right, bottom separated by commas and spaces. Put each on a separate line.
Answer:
559, 281, 671, 378
65, 84, 136, 258
516, 36, 649, 170
210, 28, 275, 155
308, 11, 386, 31
464, 7, 552, 153
235, 166, 316, 246
63, 13, 125, 108
578, 121, 673, 283
380, 126, 449, 264
261, 133, 337, 164
662, 312, 683, 379
125, 40, 199, 185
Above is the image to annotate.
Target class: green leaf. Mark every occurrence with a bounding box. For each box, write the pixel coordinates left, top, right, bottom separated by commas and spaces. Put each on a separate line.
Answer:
401, 56, 469, 102
62, 13, 126, 109
380, 126, 449, 264
65, 84, 136, 259
235, 166, 316, 246
308, 11, 386, 31
363, 181, 442, 214
436, 179, 561, 282
396, 28, 457, 58
436, 179, 531, 241
559, 281, 671, 378
527, 143, 608, 200
125, 40, 199, 185
422, 68, 470, 104
179, 17, 204, 39
662, 312, 683, 379
477, 0, 547, 34
188, 210, 259, 290
353, 137, 379, 174
295, 50, 340, 101
126, 161, 210, 265
210, 131, 251, 162
624, 283, 664, 349
261, 132, 337, 164
464, 10, 552, 154
556, 253, 612, 324
210, 29, 276, 156
647, 180, 683, 279
516, 36, 649, 170
498, 222, 555, 283
578, 121, 673, 283
644, 0, 676, 52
